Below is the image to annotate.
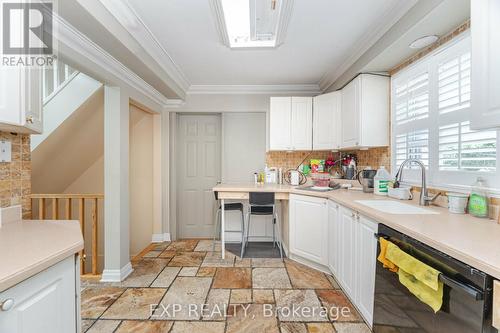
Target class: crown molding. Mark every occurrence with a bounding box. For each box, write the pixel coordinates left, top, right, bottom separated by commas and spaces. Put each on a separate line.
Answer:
209, 0, 294, 49
318, 0, 418, 91
53, 13, 172, 107
187, 84, 321, 95
97, 0, 190, 96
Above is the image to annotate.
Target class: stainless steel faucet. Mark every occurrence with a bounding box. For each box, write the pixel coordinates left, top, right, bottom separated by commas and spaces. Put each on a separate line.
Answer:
395, 159, 440, 206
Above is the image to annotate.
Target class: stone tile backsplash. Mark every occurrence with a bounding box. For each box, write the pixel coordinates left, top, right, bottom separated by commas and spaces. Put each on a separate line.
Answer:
265, 147, 391, 174
0, 131, 31, 219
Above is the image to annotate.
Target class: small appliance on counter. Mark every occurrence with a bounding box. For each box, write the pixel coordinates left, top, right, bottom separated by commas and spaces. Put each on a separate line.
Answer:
357, 168, 377, 193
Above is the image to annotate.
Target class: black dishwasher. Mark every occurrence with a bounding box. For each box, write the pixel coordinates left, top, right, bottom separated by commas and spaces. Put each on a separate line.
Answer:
373, 224, 496, 333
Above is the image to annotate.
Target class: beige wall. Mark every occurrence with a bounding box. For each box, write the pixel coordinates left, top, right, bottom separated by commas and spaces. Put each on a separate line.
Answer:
129, 105, 155, 256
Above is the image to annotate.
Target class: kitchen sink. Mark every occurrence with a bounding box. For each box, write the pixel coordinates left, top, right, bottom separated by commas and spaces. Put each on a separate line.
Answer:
355, 200, 440, 215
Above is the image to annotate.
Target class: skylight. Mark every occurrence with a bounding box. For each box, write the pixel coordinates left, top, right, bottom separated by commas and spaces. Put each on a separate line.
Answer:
219, 0, 284, 48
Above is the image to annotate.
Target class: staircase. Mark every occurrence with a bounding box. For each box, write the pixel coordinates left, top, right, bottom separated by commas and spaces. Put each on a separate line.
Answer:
31, 60, 103, 150
31, 60, 105, 275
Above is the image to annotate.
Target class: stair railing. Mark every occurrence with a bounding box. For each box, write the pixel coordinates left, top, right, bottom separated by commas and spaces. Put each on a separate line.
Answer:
42, 59, 80, 105
30, 194, 104, 276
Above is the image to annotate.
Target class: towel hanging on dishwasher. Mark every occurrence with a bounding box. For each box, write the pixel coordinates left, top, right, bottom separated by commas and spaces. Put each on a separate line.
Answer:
381, 238, 444, 312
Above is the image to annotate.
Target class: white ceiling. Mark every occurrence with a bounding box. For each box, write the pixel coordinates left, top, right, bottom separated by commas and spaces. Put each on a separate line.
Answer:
127, 0, 410, 87
364, 0, 470, 72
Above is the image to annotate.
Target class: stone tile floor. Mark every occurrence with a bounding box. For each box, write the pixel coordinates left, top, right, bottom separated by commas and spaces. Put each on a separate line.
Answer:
81, 240, 371, 333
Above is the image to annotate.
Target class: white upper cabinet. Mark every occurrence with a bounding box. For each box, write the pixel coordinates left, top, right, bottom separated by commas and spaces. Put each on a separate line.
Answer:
341, 74, 390, 149
269, 97, 312, 151
471, 0, 500, 129
0, 66, 43, 134
313, 91, 341, 150
269, 97, 292, 150
291, 97, 313, 150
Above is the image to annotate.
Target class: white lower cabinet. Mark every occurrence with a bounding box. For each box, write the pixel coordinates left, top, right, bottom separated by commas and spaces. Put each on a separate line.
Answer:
327, 200, 340, 276
338, 206, 357, 297
327, 201, 378, 327
355, 214, 378, 326
0, 256, 79, 333
289, 194, 328, 265
290, 196, 378, 327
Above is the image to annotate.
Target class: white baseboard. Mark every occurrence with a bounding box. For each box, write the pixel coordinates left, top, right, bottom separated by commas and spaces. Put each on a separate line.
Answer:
151, 233, 171, 243
100, 262, 133, 282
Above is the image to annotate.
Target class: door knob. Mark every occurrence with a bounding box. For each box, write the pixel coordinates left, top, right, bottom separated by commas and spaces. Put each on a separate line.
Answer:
0, 298, 14, 311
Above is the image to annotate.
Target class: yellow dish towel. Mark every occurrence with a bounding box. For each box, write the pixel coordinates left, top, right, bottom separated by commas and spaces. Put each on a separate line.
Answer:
398, 270, 443, 313
377, 238, 398, 273
385, 242, 441, 291
385, 241, 444, 312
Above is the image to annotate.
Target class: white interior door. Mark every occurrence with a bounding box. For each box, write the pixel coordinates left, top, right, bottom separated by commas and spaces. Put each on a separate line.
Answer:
177, 114, 221, 238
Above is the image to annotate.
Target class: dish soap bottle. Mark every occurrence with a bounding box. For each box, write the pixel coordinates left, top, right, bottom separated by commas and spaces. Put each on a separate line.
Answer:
374, 166, 391, 196
468, 177, 489, 218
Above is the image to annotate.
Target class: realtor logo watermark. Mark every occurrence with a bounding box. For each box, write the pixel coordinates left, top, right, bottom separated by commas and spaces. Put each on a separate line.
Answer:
1, 1, 55, 66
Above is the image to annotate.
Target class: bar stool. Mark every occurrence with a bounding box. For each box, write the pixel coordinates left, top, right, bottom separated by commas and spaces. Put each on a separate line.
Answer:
241, 192, 283, 260
212, 191, 245, 257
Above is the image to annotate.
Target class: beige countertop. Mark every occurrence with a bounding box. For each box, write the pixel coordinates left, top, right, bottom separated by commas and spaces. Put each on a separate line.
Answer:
214, 183, 500, 279
0, 220, 84, 292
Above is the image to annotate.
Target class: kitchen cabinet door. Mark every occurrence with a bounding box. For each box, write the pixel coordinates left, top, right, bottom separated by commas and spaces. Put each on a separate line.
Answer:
471, 0, 500, 129
341, 78, 360, 148
313, 91, 341, 150
21, 66, 43, 133
340, 74, 389, 149
338, 206, 356, 298
328, 200, 340, 277
289, 194, 328, 265
290, 97, 313, 150
355, 215, 378, 327
0, 256, 77, 333
0, 66, 22, 126
269, 97, 292, 150
0, 65, 43, 134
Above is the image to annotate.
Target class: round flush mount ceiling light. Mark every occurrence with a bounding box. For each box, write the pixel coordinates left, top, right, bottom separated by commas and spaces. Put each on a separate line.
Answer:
409, 35, 439, 49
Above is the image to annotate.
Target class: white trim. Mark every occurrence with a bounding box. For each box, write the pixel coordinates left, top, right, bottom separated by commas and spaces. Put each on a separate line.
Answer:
53, 13, 172, 107
209, 0, 294, 49
318, 0, 418, 91
163, 99, 185, 109
100, 262, 133, 282
187, 84, 321, 95
151, 233, 171, 243
97, 0, 190, 95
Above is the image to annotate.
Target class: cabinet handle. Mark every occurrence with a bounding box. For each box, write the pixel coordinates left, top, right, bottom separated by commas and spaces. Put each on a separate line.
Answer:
26, 116, 34, 124
0, 298, 14, 311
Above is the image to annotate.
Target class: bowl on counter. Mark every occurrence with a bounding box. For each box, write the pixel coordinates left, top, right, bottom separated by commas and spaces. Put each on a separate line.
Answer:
311, 172, 331, 188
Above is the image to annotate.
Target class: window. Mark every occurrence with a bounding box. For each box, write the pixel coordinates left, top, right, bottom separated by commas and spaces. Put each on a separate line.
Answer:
392, 33, 500, 190
215, 0, 291, 48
